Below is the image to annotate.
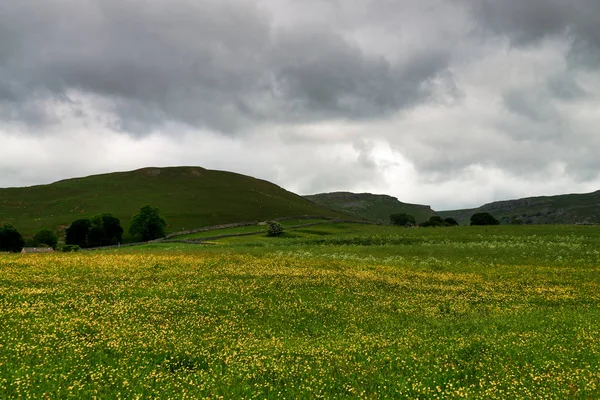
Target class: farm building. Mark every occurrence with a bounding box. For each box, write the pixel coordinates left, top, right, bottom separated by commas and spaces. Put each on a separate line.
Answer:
21, 247, 54, 254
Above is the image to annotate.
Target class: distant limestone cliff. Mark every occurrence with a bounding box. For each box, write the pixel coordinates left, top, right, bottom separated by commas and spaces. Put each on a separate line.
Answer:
304, 192, 435, 223
438, 190, 600, 225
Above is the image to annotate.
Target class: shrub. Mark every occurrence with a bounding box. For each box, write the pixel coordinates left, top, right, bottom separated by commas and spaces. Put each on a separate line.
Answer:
267, 221, 283, 237
470, 212, 500, 226
61, 244, 81, 252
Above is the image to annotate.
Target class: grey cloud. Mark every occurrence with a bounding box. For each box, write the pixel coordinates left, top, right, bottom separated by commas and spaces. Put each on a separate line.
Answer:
547, 74, 588, 100
464, 0, 572, 45
0, 0, 452, 135
352, 140, 377, 169
502, 89, 559, 124
462, 0, 600, 65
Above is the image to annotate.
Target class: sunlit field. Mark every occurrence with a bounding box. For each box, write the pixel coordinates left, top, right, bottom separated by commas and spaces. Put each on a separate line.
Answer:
1, 225, 599, 398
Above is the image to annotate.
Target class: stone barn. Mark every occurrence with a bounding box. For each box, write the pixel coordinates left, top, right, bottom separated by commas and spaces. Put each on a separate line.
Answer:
21, 247, 55, 254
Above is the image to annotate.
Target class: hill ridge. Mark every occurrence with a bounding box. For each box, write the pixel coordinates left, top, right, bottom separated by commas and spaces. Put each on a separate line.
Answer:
0, 166, 347, 236
439, 189, 600, 225
304, 191, 434, 223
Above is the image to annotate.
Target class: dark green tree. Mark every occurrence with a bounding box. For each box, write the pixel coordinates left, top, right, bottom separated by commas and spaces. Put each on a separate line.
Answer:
390, 213, 416, 226
66, 219, 91, 247
420, 216, 445, 227
129, 205, 167, 241
444, 217, 459, 226
0, 225, 25, 252
86, 226, 105, 248
32, 229, 58, 249
470, 212, 500, 226
86, 213, 123, 247
99, 214, 123, 244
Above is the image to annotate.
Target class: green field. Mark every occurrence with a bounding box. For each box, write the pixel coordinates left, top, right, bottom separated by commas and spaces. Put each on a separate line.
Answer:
169, 218, 335, 240
1, 224, 599, 398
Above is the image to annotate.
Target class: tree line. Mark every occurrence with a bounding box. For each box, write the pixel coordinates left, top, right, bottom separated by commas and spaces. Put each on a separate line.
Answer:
390, 212, 499, 227
0, 205, 166, 253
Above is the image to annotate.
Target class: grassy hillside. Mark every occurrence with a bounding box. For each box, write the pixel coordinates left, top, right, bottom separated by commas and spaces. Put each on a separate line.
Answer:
304, 192, 435, 223
439, 190, 600, 225
0, 166, 347, 237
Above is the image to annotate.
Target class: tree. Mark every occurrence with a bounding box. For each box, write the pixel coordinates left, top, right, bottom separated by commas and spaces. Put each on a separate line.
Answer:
0, 225, 25, 252
32, 229, 58, 249
129, 205, 167, 241
86, 213, 123, 247
66, 219, 91, 247
99, 214, 123, 244
470, 212, 500, 226
390, 213, 416, 226
444, 217, 459, 226
267, 221, 283, 237
86, 226, 105, 248
420, 216, 445, 227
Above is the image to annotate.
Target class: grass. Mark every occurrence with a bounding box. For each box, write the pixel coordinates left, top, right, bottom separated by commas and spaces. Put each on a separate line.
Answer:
170, 218, 334, 240
1, 224, 599, 398
0, 167, 347, 238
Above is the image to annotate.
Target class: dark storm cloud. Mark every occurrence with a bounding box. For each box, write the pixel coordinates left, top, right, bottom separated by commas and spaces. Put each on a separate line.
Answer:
463, 0, 600, 62
0, 0, 451, 134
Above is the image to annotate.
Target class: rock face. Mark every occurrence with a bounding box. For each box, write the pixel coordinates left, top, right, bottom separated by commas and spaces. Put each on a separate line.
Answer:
439, 190, 600, 225
304, 192, 435, 223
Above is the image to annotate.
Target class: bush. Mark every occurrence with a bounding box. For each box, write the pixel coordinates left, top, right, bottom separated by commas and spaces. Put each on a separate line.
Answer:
390, 213, 416, 227
267, 221, 283, 237
61, 244, 81, 252
470, 212, 500, 226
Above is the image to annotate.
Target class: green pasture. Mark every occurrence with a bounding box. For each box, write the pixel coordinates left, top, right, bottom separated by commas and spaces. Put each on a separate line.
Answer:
170, 218, 333, 240
1, 224, 599, 398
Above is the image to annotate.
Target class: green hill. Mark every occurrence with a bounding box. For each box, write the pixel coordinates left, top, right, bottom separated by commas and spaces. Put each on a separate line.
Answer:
304, 192, 435, 223
0, 167, 348, 237
439, 190, 600, 225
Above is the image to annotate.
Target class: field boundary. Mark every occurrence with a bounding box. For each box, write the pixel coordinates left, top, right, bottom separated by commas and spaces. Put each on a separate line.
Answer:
82, 218, 380, 250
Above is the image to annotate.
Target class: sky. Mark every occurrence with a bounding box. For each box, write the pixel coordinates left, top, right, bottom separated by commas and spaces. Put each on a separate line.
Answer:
1, 0, 599, 211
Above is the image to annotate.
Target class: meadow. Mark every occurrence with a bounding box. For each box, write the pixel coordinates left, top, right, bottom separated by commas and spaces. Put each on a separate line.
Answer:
1, 224, 599, 398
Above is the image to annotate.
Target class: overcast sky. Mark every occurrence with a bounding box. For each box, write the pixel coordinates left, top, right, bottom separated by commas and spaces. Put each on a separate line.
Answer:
1, 0, 599, 210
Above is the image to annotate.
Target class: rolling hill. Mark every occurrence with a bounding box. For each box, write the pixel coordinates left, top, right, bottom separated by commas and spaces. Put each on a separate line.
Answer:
0, 167, 348, 237
304, 192, 435, 223
439, 190, 600, 225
